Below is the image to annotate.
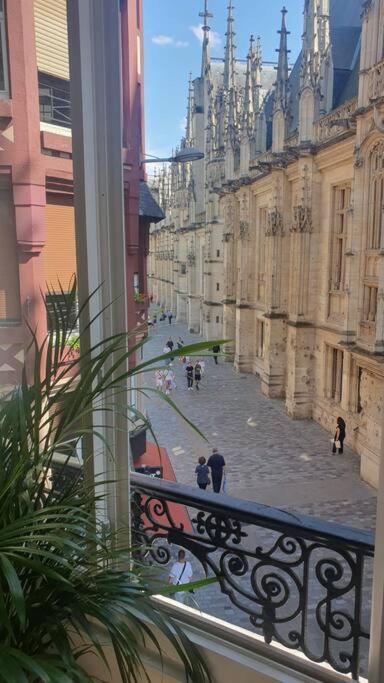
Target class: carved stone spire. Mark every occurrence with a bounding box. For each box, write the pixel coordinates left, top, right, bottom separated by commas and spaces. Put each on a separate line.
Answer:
199, 0, 213, 77
242, 35, 254, 134
274, 7, 290, 114
300, 0, 332, 114
186, 72, 194, 146
223, 0, 236, 91
252, 36, 263, 113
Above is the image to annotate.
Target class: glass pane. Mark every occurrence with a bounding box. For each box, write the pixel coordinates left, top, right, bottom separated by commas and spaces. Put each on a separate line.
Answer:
0, 27, 5, 92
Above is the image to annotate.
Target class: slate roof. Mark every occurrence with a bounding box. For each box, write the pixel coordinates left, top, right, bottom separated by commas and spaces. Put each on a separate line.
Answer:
139, 181, 164, 223
283, 0, 364, 136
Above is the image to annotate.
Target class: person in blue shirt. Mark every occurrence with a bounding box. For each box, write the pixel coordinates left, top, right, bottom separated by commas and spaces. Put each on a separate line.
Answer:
195, 456, 210, 490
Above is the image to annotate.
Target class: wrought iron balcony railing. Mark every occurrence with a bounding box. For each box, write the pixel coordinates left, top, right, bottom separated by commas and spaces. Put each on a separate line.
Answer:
131, 473, 374, 681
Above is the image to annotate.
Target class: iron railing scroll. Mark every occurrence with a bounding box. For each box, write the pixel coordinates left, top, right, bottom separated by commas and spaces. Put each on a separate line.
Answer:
131, 473, 374, 681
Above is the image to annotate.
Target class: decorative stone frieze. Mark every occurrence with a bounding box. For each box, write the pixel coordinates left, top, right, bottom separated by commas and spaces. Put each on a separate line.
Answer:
368, 59, 384, 102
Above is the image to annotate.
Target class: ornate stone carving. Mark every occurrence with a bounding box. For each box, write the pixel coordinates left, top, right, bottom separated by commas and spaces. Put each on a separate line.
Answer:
368, 59, 384, 102
239, 220, 249, 240
223, 232, 233, 243
291, 205, 313, 233
314, 98, 357, 143
354, 145, 364, 169
266, 209, 284, 236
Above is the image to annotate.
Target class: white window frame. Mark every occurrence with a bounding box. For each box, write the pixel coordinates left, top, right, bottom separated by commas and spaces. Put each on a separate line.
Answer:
0, 0, 9, 99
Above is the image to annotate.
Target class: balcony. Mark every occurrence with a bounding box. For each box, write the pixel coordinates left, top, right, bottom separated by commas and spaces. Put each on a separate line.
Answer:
131, 472, 374, 682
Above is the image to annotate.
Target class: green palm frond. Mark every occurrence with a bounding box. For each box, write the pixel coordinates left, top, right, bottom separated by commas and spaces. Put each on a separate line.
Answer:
0, 280, 222, 682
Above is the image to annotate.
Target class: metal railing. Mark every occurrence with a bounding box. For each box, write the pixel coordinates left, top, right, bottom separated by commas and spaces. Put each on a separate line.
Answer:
131, 473, 374, 680
39, 77, 71, 129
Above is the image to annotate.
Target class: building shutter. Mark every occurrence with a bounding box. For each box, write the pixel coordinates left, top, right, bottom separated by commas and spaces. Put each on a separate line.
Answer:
43, 195, 77, 292
34, 0, 69, 80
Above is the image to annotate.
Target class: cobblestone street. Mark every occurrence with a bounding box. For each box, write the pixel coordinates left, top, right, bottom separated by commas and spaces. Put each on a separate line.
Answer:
143, 316, 377, 530
141, 316, 376, 672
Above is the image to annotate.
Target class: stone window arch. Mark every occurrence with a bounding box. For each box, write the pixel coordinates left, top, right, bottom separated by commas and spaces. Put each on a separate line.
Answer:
368, 139, 384, 250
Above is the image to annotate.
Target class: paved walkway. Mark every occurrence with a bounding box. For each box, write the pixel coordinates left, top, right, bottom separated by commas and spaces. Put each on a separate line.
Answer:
143, 316, 376, 531
141, 316, 376, 675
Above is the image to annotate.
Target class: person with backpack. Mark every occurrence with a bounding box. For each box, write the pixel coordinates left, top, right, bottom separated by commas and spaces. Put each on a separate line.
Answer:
168, 549, 193, 603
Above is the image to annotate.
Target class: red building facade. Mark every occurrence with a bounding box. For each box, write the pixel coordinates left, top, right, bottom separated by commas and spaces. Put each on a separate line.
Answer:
0, 0, 161, 394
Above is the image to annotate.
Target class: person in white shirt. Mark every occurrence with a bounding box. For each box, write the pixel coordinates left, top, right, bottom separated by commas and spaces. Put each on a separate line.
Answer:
168, 549, 193, 603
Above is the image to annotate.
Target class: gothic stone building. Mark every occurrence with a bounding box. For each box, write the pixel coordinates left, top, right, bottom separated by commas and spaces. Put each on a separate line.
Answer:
149, 0, 384, 489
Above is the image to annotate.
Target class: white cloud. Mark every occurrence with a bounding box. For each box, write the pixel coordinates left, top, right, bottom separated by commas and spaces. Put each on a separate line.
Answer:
190, 24, 221, 48
152, 34, 174, 46
175, 40, 189, 48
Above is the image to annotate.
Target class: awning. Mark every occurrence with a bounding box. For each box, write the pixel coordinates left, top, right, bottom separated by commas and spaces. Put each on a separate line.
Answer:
139, 180, 164, 223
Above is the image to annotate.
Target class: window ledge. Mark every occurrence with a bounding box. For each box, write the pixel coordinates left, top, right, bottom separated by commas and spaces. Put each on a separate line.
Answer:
0, 98, 12, 119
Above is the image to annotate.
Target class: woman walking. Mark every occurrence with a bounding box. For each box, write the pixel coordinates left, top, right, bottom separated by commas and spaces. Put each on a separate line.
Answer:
332, 416, 346, 454
195, 457, 210, 490
155, 369, 164, 392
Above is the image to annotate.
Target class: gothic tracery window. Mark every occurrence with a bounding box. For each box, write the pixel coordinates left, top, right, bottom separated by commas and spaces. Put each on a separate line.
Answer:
330, 185, 351, 291
369, 141, 384, 251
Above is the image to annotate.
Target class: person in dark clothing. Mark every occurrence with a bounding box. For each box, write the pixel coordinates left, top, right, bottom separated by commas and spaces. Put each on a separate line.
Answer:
194, 361, 202, 391
167, 310, 173, 324
166, 338, 174, 351
195, 456, 210, 490
186, 362, 194, 390
332, 416, 346, 454
207, 448, 226, 493
212, 344, 220, 365
177, 337, 184, 350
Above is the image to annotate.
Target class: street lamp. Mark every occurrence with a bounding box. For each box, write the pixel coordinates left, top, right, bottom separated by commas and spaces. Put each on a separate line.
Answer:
141, 147, 204, 165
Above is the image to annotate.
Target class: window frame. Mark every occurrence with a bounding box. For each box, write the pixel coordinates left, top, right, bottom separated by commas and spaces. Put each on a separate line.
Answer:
368, 143, 384, 251
0, 0, 10, 100
329, 184, 351, 292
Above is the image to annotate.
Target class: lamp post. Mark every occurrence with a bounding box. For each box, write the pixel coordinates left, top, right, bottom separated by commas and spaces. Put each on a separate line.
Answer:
141, 147, 204, 165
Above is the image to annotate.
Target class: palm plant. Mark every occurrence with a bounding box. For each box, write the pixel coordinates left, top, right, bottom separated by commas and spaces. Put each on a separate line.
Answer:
0, 280, 222, 682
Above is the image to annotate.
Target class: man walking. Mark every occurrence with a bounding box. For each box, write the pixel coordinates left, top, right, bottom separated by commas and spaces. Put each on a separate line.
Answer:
212, 344, 220, 365
168, 549, 193, 603
194, 361, 202, 391
167, 310, 173, 325
186, 361, 194, 390
207, 448, 226, 493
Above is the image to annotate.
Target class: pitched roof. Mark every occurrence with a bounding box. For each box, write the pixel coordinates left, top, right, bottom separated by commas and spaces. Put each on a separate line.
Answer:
139, 181, 165, 223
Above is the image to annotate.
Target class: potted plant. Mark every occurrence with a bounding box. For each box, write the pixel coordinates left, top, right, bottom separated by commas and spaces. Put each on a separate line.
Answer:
0, 280, 220, 682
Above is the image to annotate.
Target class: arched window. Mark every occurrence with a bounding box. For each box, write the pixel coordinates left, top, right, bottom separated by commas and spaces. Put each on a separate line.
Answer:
369, 141, 384, 250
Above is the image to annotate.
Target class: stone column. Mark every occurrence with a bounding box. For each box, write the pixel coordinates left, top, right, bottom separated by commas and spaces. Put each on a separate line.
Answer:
4, 0, 48, 379
285, 162, 316, 418
222, 194, 237, 360
234, 189, 253, 373
262, 172, 287, 398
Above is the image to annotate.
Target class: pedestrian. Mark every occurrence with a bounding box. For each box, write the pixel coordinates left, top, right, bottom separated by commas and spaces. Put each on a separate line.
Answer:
168, 549, 193, 603
164, 366, 175, 395
155, 369, 164, 392
212, 344, 220, 365
152, 313, 157, 325
332, 416, 346, 454
167, 310, 173, 325
166, 337, 174, 351
194, 361, 202, 391
177, 336, 184, 350
163, 345, 172, 365
186, 361, 194, 390
195, 456, 210, 490
207, 448, 226, 493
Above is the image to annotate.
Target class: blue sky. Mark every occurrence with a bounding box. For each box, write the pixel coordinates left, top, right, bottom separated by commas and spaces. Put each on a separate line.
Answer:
143, 0, 304, 163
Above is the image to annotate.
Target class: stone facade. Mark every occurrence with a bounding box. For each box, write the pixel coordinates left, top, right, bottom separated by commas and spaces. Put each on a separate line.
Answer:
148, 0, 384, 489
